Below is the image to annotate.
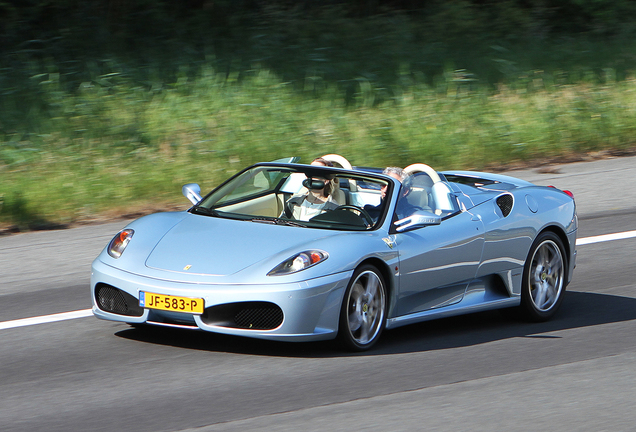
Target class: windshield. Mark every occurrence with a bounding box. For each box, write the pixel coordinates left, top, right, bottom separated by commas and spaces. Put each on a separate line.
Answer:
195, 164, 392, 231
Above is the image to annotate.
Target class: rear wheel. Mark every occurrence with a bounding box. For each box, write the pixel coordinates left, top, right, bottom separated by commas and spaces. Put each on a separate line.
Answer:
520, 231, 567, 321
337, 265, 387, 351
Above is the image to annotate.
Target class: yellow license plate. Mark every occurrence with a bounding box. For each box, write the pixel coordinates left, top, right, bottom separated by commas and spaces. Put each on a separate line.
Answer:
140, 291, 204, 314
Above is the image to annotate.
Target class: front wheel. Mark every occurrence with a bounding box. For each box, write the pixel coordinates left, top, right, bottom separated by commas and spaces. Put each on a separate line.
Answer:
337, 265, 387, 351
520, 231, 567, 321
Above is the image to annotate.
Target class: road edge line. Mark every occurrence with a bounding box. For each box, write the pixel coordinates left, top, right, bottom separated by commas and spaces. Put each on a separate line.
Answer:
0, 309, 93, 330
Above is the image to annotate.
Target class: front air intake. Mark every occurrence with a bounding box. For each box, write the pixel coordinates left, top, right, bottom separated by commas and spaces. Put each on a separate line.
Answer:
95, 284, 144, 316
202, 302, 284, 330
496, 194, 514, 217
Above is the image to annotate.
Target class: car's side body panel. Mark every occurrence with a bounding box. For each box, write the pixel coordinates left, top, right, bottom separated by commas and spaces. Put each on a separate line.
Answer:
394, 209, 485, 315
384, 170, 577, 329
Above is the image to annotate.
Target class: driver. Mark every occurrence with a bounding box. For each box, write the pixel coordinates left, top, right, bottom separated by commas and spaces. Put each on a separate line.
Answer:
284, 158, 340, 221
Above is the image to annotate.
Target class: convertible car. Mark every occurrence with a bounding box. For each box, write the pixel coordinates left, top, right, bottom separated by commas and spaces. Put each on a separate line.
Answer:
91, 154, 577, 350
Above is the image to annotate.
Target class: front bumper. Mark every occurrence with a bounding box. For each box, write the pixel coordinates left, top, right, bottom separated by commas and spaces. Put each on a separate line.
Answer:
91, 259, 351, 342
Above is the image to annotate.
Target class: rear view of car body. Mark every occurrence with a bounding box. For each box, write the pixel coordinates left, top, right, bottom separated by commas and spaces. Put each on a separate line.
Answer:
444, 170, 577, 290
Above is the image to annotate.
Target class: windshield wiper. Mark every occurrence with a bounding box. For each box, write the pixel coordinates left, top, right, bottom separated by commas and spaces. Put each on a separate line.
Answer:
250, 217, 275, 224
275, 218, 306, 227
191, 206, 218, 217
251, 217, 306, 227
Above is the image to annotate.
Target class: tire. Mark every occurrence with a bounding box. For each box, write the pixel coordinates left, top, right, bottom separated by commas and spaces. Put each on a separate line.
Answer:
337, 265, 387, 351
520, 231, 567, 322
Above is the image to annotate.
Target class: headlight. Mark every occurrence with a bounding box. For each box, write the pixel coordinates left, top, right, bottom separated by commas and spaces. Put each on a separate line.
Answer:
107, 229, 134, 258
268, 250, 328, 276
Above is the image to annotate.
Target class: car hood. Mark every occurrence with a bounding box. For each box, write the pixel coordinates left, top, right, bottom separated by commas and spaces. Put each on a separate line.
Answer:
144, 214, 337, 277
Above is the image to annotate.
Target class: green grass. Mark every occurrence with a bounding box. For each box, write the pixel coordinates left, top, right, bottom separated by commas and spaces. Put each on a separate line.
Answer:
2, 65, 636, 230
4, 3, 636, 230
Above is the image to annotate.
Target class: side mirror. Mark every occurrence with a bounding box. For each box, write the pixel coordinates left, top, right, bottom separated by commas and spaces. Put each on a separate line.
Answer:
395, 210, 441, 232
182, 183, 202, 205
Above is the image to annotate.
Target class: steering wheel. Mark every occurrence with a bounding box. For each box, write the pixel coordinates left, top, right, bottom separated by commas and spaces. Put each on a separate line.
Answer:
334, 205, 374, 227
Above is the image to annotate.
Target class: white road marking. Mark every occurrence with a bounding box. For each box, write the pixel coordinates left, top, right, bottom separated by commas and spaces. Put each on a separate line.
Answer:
0, 309, 93, 330
576, 230, 636, 246
0, 230, 634, 331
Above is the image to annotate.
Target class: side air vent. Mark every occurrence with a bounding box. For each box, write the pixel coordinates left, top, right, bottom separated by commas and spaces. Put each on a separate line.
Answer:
496, 194, 514, 217
201, 302, 284, 330
95, 284, 144, 316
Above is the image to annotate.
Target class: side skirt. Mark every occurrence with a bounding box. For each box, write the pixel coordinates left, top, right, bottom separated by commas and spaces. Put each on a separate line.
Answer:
386, 275, 520, 330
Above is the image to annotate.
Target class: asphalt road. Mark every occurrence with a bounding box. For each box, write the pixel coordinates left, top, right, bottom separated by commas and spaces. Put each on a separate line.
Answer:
1, 156, 636, 432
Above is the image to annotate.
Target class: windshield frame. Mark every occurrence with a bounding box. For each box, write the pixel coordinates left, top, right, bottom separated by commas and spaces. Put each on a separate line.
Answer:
192, 162, 396, 232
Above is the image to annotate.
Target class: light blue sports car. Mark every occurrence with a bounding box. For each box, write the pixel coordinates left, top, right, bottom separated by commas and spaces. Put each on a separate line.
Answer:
91, 154, 577, 350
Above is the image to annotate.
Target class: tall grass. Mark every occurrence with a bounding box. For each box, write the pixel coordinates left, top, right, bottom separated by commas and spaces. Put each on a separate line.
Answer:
2, 64, 636, 230
4, 4, 636, 230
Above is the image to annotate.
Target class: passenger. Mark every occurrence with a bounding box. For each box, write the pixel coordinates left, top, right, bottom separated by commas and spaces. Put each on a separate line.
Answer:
380, 167, 406, 200
395, 173, 428, 220
284, 158, 340, 221
364, 167, 407, 220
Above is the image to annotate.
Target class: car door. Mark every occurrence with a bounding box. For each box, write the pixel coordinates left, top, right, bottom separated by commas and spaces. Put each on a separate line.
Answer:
394, 210, 485, 315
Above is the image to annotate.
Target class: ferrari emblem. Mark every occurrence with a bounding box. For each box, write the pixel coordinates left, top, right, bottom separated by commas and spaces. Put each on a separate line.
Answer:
382, 237, 395, 249
183, 265, 192, 271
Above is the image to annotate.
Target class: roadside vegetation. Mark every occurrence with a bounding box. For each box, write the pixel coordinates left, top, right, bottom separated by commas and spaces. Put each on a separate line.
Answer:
2, 1, 636, 230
